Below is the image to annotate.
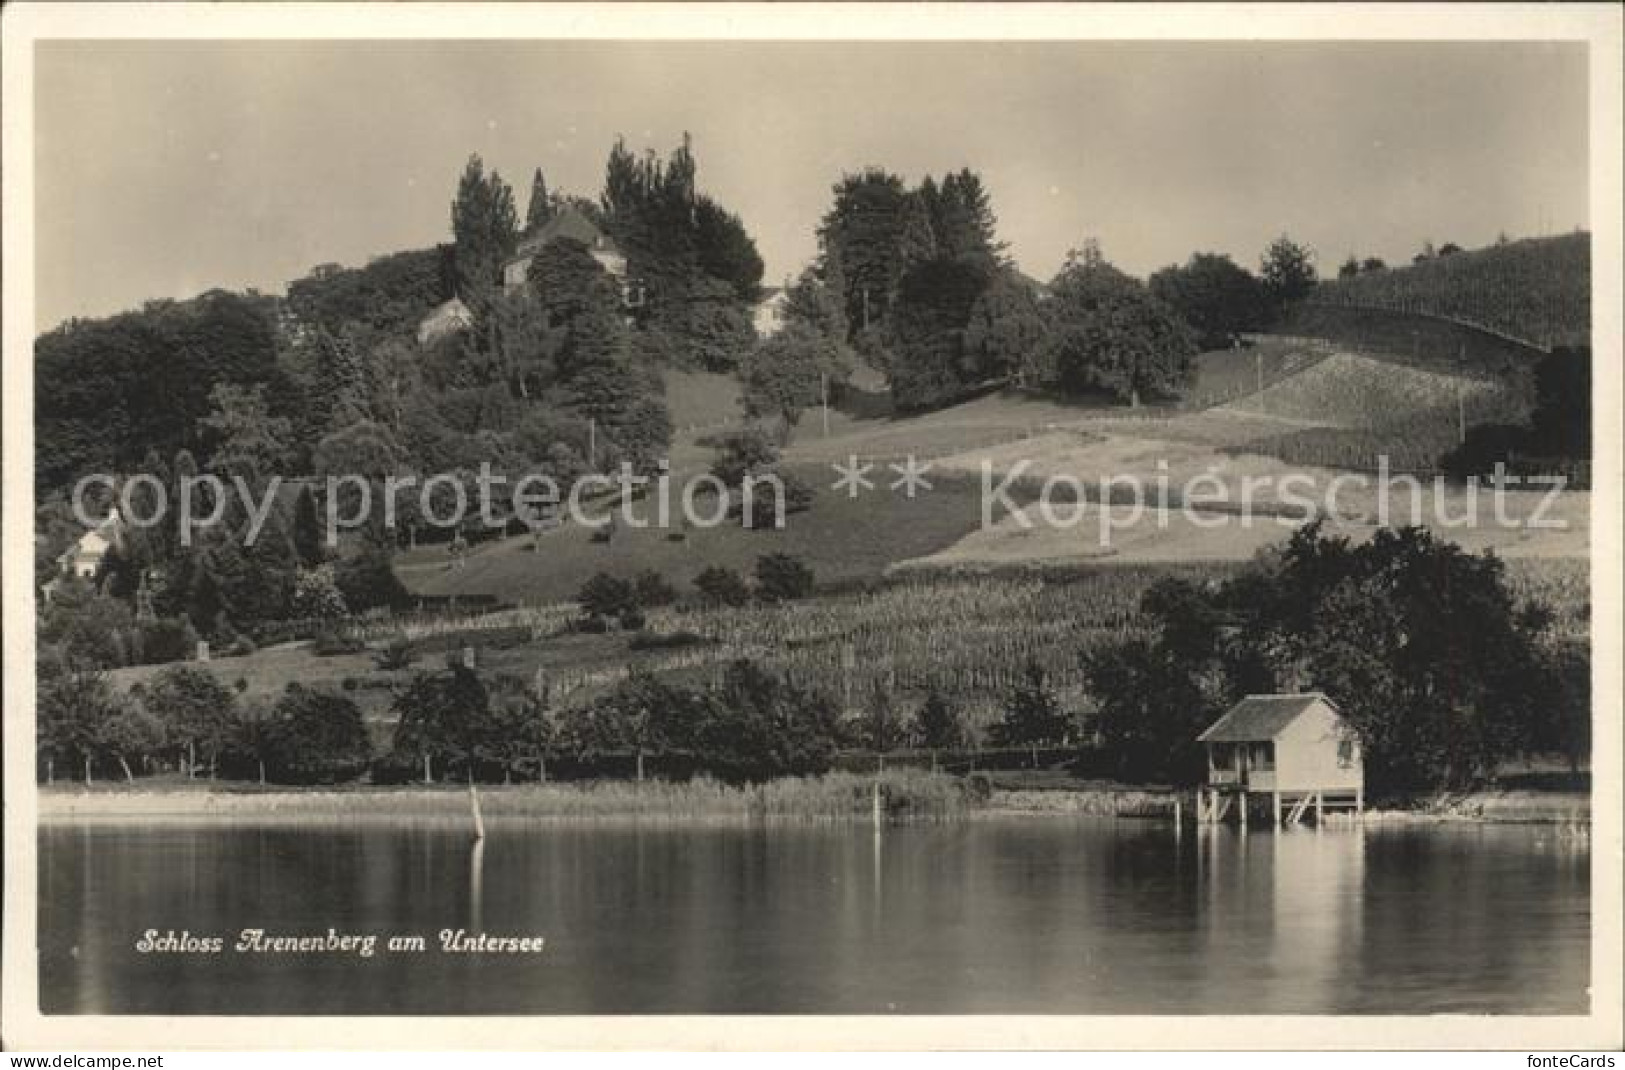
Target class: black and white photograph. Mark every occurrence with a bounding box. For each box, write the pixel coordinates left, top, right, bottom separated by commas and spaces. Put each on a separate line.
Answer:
2, 2, 1619, 1052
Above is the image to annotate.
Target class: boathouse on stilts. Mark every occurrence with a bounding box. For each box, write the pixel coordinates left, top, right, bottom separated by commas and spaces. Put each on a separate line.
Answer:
1195, 693, 1364, 828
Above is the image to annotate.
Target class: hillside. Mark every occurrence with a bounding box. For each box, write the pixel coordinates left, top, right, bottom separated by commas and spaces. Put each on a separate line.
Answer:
394, 464, 1013, 605
1306, 233, 1590, 350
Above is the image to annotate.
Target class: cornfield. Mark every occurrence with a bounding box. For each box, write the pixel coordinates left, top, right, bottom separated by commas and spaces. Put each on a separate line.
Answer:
527, 567, 1236, 725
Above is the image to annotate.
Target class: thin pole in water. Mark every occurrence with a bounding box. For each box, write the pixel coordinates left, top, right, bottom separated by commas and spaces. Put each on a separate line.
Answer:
469, 771, 486, 842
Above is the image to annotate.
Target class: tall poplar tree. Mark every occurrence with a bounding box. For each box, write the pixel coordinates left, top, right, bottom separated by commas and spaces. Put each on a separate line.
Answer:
524, 167, 554, 235
450, 154, 519, 302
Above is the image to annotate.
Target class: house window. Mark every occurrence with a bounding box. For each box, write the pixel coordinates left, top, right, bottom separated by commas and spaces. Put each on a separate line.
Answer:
1337, 740, 1355, 768
1251, 742, 1275, 771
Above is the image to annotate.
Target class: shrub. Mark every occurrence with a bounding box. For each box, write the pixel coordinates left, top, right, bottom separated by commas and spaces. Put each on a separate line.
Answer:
577, 572, 636, 623
291, 565, 348, 620
312, 628, 364, 656
742, 470, 814, 529
709, 427, 780, 486
632, 570, 677, 608
133, 617, 199, 666
695, 566, 751, 608
372, 634, 416, 671
335, 544, 410, 612
628, 630, 711, 651
368, 752, 424, 786
754, 553, 815, 602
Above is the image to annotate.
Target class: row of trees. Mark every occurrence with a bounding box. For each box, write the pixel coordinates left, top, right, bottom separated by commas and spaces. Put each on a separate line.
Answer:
38, 663, 372, 786
38, 650, 1064, 789
751, 163, 1327, 416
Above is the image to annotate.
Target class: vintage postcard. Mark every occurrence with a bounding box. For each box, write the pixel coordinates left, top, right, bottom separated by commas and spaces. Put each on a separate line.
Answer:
2, 2, 1620, 1052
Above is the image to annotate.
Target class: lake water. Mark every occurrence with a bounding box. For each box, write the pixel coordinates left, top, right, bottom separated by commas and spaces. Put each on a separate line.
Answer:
38, 817, 1589, 1015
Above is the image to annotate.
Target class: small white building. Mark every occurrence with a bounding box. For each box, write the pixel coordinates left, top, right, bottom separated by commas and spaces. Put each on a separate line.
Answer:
45, 507, 123, 599
56, 507, 123, 580
415, 296, 475, 347
752, 286, 790, 338
1196, 692, 1364, 826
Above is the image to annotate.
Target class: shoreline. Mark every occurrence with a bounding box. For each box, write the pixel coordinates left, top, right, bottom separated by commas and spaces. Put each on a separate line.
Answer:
34, 780, 1591, 826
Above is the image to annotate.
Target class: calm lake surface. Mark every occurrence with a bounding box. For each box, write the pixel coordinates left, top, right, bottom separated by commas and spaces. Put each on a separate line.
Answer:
39, 817, 1589, 1015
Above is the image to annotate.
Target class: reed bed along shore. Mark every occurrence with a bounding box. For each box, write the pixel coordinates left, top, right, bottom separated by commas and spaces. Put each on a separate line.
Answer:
37, 775, 1587, 826
38, 770, 974, 823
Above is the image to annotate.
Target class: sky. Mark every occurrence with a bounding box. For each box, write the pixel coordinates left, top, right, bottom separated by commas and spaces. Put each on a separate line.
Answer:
34, 40, 1589, 330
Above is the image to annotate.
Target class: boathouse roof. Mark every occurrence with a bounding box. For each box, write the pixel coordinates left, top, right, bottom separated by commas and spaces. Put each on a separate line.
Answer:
1197, 693, 1338, 743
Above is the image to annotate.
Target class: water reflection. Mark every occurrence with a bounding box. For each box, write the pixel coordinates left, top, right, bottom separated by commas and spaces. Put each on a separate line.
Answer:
38, 817, 1587, 1015
469, 839, 485, 933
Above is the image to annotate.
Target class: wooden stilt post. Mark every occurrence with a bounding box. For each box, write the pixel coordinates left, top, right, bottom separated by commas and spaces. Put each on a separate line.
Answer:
1272, 792, 1281, 829
1356, 786, 1364, 819
1314, 792, 1324, 826
1239, 792, 1249, 832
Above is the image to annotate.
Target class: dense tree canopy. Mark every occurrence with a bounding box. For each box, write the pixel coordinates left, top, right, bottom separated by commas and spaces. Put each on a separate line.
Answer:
285, 247, 454, 347
1035, 249, 1197, 405
599, 134, 763, 325
962, 270, 1052, 385
1086, 524, 1577, 794
1148, 252, 1267, 350
36, 291, 289, 494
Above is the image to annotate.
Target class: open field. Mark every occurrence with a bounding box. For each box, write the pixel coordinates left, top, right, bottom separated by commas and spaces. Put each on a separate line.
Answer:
663, 367, 745, 430
784, 388, 1122, 465
396, 463, 1016, 605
